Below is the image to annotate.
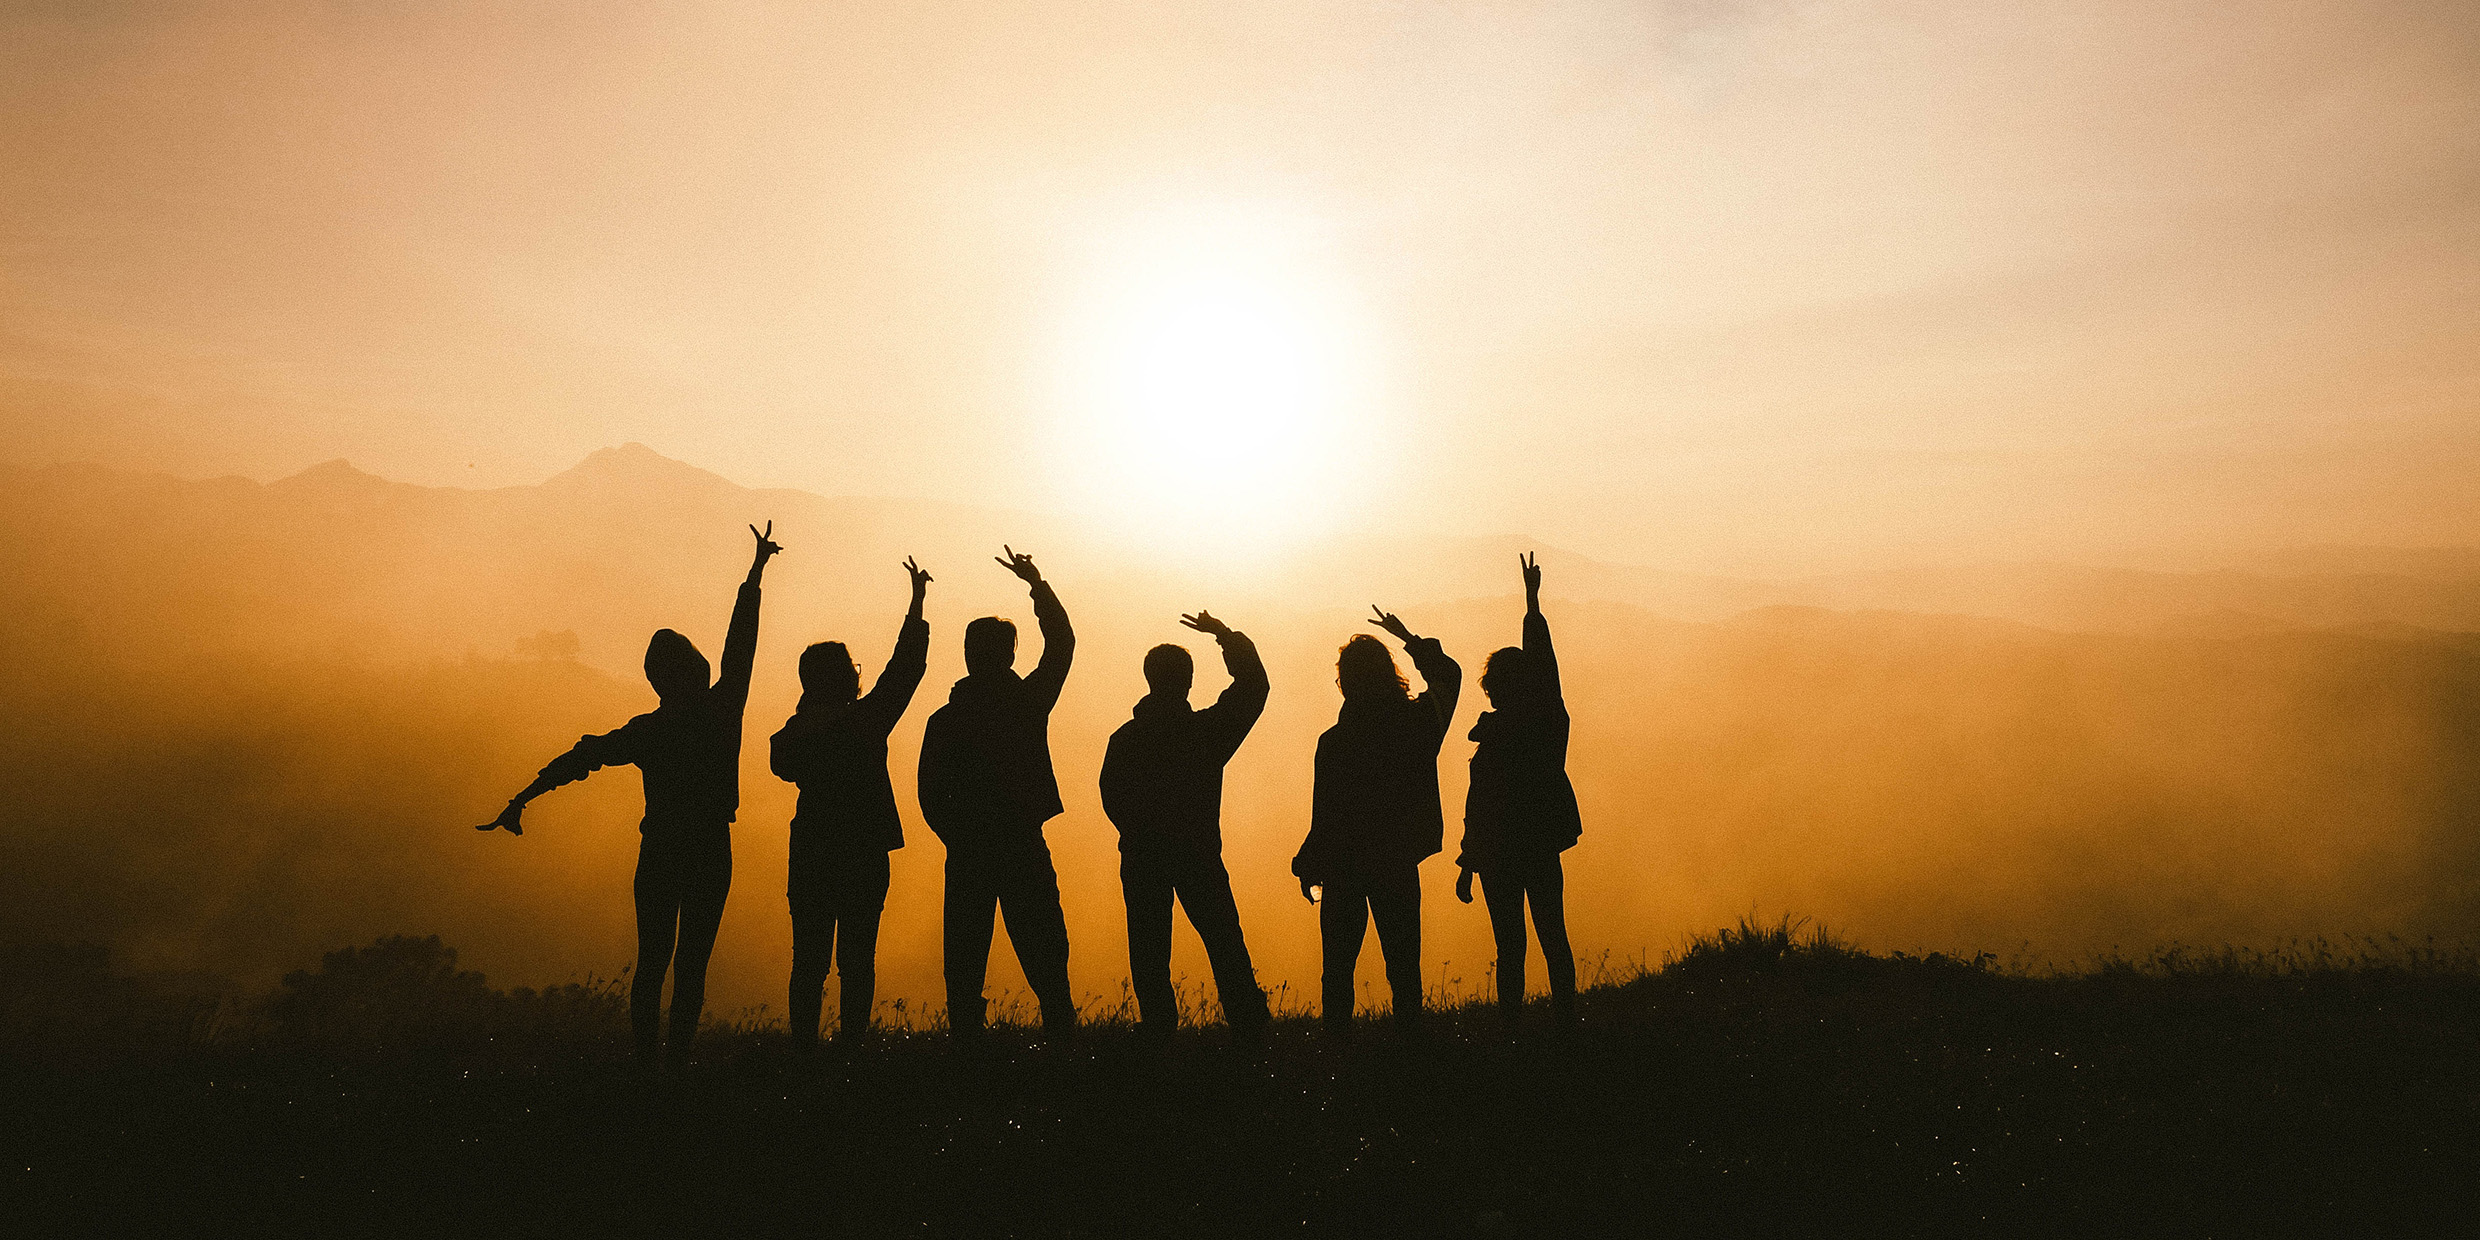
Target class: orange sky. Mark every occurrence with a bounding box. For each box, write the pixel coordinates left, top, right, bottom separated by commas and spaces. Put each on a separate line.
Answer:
4, 0, 2476, 573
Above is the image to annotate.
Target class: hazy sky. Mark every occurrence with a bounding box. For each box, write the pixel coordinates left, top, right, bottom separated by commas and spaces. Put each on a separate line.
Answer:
4, 0, 2475, 572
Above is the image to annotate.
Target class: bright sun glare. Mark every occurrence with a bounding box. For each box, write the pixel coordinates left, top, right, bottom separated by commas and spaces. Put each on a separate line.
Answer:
1061, 217, 1372, 551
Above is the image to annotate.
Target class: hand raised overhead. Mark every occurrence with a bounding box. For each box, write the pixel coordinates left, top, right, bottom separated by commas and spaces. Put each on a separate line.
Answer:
1520, 550, 1541, 595
474, 802, 525, 836
749, 521, 784, 562
904, 555, 933, 591
1367, 606, 1416, 644
994, 545, 1043, 586
1179, 609, 1234, 638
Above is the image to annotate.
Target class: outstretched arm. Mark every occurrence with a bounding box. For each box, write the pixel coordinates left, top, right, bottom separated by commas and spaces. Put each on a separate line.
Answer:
999, 546, 1074, 710
716, 522, 782, 712
475, 724, 638, 835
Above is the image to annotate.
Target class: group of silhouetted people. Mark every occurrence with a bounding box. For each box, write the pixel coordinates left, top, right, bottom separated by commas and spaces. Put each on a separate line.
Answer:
479, 524, 1580, 1067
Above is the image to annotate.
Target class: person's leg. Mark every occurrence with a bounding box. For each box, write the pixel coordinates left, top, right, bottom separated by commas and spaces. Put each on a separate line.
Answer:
1318, 878, 1371, 1036
787, 883, 832, 1050
1480, 865, 1530, 1023
999, 833, 1076, 1034
835, 853, 890, 1040
1368, 865, 1425, 1032
631, 843, 681, 1063
1180, 856, 1268, 1031
664, 841, 733, 1065
944, 849, 999, 1038
1527, 853, 1577, 1020
1121, 849, 1177, 1034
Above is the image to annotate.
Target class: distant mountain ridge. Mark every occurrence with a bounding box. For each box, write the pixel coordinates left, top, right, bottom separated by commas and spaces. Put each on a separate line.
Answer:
7, 446, 2473, 668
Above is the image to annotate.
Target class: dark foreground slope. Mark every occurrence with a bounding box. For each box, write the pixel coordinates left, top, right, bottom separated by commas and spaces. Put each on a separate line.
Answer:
7, 926, 2476, 1239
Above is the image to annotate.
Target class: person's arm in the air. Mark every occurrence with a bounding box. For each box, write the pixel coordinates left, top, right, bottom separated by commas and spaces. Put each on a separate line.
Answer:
997, 547, 1074, 711
861, 557, 933, 737
1370, 606, 1461, 740
1182, 610, 1267, 762
475, 722, 640, 835
714, 522, 782, 717
1519, 552, 1560, 704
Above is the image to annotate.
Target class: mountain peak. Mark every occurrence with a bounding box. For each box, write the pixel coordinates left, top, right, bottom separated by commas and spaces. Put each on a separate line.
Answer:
546, 443, 741, 493
271, 458, 387, 492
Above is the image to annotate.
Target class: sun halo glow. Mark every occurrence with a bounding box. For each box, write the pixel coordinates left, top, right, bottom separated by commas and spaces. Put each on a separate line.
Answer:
1059, 234, 1371, 554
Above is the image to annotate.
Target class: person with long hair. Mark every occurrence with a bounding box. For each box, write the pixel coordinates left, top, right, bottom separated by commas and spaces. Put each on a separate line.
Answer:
477, 522, 781, 1069
770, 556, 933, 1050
1454, 553, 1581, 1028
1292, 606, 1460, 1038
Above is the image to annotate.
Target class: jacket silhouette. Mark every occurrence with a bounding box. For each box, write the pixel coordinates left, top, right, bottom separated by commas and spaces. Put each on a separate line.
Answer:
480, 523, 779, 1067
917, 548, 1078, 1036
1099, 614, 1272, 1036
771, 558, 932, 1047
1457, 553, 1581, 1024
1294, 612, 1460, 1035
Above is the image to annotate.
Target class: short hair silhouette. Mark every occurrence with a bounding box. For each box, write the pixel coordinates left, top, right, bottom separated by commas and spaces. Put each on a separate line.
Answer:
964, 616, 1017, 675
1480, 644, 1532, 703
1335, 633, 1410, 702
1142, 643, 1193, 697
798, 640, 861, 702
643, 628, 711, 701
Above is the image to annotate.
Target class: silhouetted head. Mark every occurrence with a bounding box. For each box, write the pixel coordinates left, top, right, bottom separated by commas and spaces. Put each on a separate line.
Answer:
964, 616, 1018, 676
1143, 643, 1193, 700
799, 641, 861, 704
1485, 644, 1548, 707
643, 628, 711, 703
1335, 634, 1410, 703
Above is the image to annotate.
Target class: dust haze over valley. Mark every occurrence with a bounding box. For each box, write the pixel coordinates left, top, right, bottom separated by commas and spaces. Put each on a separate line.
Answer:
5, 445, 2475, 1018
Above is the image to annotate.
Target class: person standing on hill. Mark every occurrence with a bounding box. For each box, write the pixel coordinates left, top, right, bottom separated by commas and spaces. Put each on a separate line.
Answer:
917, 547, 1078, 1040
1455, 553, 1582, 1029
770, 557, 933, 1050
1293, 607, 1461, 1039
477, 522, 781, 1069
1099, 610, 1272, 1042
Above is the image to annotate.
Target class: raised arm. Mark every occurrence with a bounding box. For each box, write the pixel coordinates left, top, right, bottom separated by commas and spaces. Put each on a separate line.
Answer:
1520, 551, 1560, 701
997, 546, 1074, 710
1182, 610, 1268, 760
715, 522, 783, 712
1370, 606, 1461, 735
860, 557, 933, 735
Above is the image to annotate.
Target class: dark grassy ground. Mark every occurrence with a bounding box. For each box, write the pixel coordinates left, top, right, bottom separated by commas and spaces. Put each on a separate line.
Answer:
6, 923, 2477, 1238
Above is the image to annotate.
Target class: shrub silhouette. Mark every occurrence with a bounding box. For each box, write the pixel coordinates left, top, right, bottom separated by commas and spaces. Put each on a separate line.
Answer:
265, 934, 624, 1053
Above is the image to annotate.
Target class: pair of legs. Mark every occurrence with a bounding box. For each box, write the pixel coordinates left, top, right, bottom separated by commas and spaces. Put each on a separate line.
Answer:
1480, 851, 1576, 1022
1121, 845, 1268, 1035
1319, 864, 1423, 1035
788, 850, 890, 1047
945, 829, 1075, 1035
632, 829, 733, 1065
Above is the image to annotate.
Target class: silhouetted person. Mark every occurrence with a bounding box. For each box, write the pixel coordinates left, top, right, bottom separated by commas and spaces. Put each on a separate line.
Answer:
1455, 553, 1581, 1027
1099, 611, 1272, 1041
917, 547, 1077, 1038
478, 522, 781, 1068
771, 557, 933, 1050
1293, 607, 1460, 1038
